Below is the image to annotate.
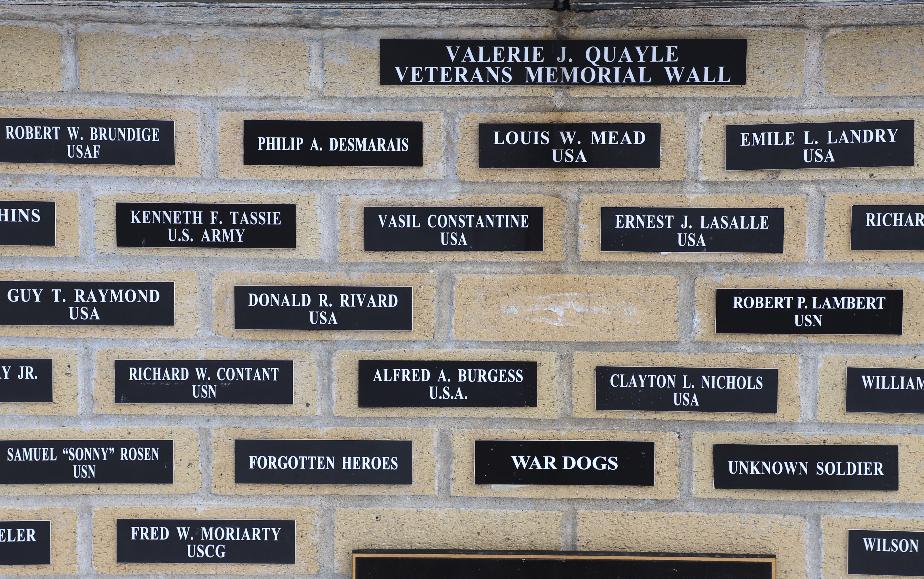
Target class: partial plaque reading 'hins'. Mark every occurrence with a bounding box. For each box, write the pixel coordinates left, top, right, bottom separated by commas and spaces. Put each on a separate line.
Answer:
0, 201, 54, 247
0, 521, 50, 565
848, 529, 924, 576
0, 358, 52, 403
847, 367, 924, 414
851, 205, 924, 250
0, 440, 173, 484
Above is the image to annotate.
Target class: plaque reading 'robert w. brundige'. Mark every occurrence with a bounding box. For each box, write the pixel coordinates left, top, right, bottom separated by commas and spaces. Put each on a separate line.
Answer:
851, 205, 924, 250
0, 281, 174, 326
0, 201, 54, 247
847, 367, 924, 414
0, 440, 173, 484
0, 358, 52, 403
848, 529, 924, 576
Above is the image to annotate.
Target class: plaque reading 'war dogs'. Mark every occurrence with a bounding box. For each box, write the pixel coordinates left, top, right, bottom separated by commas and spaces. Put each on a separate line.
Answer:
479, 123, 660, 168
116, 519, 296, 564
714, 289, 903, 335
0, 521, 50, 565
848, 529, 924, 576
0, 201, 54, 247
851, 205, 924, 250
0, 358, 52, 403
0, 118, 174, 164
0, 440, 173, 484
379, 39, 747, 86
847, 367, 924, 414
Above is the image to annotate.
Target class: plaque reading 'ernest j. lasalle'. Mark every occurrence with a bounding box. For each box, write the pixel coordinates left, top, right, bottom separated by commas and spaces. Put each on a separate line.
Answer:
0, 201, 54, 247
726, 120, 914, 170
0, 358, 52, 403
848, 529, 924, 576
715, 289, 903, 335
713, 444, 899, 490
0, 440, 173, 484
0, 281, 174, 326
847, 367, 924, 414
851, 205, 924, 250
116, 519, 296, 564
479, 123, 660, 168
0, 521, 50, 566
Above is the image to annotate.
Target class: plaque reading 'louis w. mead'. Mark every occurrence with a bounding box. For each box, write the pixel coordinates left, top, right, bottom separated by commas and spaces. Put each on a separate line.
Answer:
379, 39, 747, 85
847, 367, 924, 414
0, 521, 50, 565
851, 205, 924, 250
713, 444, 899, 490
0, 358, 52, 403
715, 289, 903, 335
726, 120, 914, 170
0, 440, 173, 484
475, 440, 654, 485
0, 281, 174, 326
848, 529, 924, 576
0, 118, 174, 164
0, 201, 54, 247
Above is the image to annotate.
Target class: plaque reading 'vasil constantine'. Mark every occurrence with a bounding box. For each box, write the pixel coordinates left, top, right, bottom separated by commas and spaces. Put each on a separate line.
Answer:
851, 205, 924, 250
596, 366, 777, 413
0, 281, 174, 326
234, 439, 412, 484
726, 120, 914, 170
712, 444, 899, 490
116, 519, 296, 564
0, 118, 174, 164
0, 359, 52, 403
847, 367, 924, 414
243, 120, 422, 167
358, 360, 538, 407
715, 289, 903, 335
479, 123, 660, 168
474, 440, 654, 486
363, 207, 543, 252
234, 285, 412, 331
0, 521, 50, 565
848, 529, 924, 576
114, 360, 294, 405
0, 201, 54, 247
115, 203, 296, 249
0, 440, 173, 484
379, 39, 747, 85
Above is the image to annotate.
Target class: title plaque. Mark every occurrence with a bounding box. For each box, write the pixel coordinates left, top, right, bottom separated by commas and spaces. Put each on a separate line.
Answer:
712, 443, 899, 490
0, 521, 50, 565
714, 288, 903, 335
848, 529, 924, 576
726, 120, 914, 170
0, 439, 173, 484
0, 118, 174, 165
846, 367, 924, 414
851, 205, 924, 250
474, 440, 654, 485
0, 201, 54, 247
0, 358, 52, 403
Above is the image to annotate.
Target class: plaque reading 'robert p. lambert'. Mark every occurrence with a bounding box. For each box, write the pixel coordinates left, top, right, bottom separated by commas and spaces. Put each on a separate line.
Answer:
114, 360, 294, 405
0, 440, 173, 484
712, 444, 899, 491
234, 439, 412, 484
115, 203, 297, 249
714, 289, 903, 335
479, 123, 660, 168
116, 519, 296, 564
0, 359, 52, 403
726, 120, 914, 170
848, 529, 924, 576
475, 440, 654, 486
357, 360, 538, 408
0, 201, 54, 247
846, 367, 924, 414
0, 521, 50, 566
0, 281, 174, 326
851, 205, 924, 251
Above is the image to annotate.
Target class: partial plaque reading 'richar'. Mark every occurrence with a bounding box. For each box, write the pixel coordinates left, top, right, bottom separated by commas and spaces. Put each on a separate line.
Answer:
0, 201, 54, 247
0, 440, 173, 484
0, 521, 50, 565
851, 205, 924, 250
0, 358, 52, 403
847, 367, 924, 414
848, 529, 924, 576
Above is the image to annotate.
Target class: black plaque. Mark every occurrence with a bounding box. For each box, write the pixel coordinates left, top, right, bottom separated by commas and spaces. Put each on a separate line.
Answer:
0, 118, 174, 165
234, 439, 412, 484
234, 285, 412, 331
726, 120, 914, 170
0, 440, 173, 484
848, 529, 924, 576
601, 207, 784, 253
114, 360, 294, 405
846, 367, 924, 414
243, 120, 422, 167
0, 521, 50, 565
0, 201, 54, 246
0, 281, 174, 326
479, 123, 660, 169
0, 358, 52, 403
595, 366, 777, 413
357, 360, 538, 408
379, 39, 747, 86
474, 440, 654, 486
115, 203, 296, 249
116, 518, 296, 564
714, 288, 903, 335
363, 206, 543, 252
712, 444, 899, 490
851, 205, 924, 250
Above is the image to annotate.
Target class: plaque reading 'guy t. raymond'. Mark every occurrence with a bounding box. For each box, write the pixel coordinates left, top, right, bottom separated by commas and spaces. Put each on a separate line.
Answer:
0, 440, 173, 484
846, 367, 924, 414
851, 205, 924, 250
0, 358, 52, 403
0, 201, 54, 247
848, 529, 924, 576
0, 281, 174, 326
0, 521, 50, 565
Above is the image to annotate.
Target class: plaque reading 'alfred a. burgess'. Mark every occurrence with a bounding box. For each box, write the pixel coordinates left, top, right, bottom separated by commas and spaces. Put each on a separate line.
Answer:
0, 201, 54, 247
847, 367, 924, 414
851, 205, 924, 250
0, 440, 173, 484
0, 281, 174, 326
0, 521, 50, 565
0, 358, 52, 403
848, 529, 924, 576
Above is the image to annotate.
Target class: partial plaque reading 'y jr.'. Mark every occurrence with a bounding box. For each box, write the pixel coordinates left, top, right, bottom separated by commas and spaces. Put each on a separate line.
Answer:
0, 358, 53, 403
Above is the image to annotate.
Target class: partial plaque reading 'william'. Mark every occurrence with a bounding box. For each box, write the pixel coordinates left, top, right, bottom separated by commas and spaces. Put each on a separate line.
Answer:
851, 205, 924, 250
0, 201, 54, 247
848, 529, 924, 576
0, 440, 173, 484
0, 358, 52, 403
847, 367, 924, 414
0, 521, 50, 565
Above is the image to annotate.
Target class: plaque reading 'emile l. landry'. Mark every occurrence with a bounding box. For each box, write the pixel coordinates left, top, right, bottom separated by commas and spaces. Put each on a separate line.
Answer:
379, 39, 747, 86
242, 120, 423, 167
0, 440, 173, 484
848, 529, 924, 576
0, 358, 52, 403
479, 123, 660, 168
234, 439, 412, 484
847, 367, 924, 414
0, 118, 174, 164
357, 360, 538, 407
115, 203, 297, 249
114, 360, 294, 405
234, 285, 412, 331
0, 281, 174, 326
851, 205, 924, 250
0, 521, 50, 565
363, 207, 544, 252
712, 444, 899, 490
474, 440, 654, 485
595, 366, 778, 413
0, 201, 54, 247
726, 120, 914, 170
116, 519, 296, 564
714, 289, 903, 335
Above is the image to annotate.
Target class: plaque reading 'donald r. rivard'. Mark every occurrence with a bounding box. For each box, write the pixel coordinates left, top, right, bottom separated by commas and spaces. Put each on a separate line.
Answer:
0, 358, 52, 403
0, 521, 51, 565
848, 529, 924, 576
851, 205, 924, 250
846, 367, 924, 414
0, 439, 173, 484
0, 201, 54, 247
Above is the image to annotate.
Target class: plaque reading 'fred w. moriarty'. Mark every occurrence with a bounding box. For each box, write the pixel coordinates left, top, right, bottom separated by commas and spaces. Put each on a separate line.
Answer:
0, 440, 173, 484
0, 359, 52, 403
479, 123, 660, 168
234, 439, 412, 484
851, 205, 924, 250
0, 521, 50, 565
848, 529, 924, 576
475, 440, 654, 485
0, 281, 174, 326
0, 118, 174, 164
243, 120, 422, 167
0, 201, 54, 247
726, 120, 914, 170
712, 444, 899, 490
847, 367, 924, 414
715, 289, 903, 335
115, 203, 296, 249
234, 285, 412, 331
116, 519, 296, 564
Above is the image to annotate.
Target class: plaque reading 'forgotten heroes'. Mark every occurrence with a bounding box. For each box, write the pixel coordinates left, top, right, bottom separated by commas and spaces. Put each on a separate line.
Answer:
848, 529, 924, 576
0, 440, 173, 484
0, 358, 52, 403
851, 205, 924, 250
0, 521, 50, 566
0, 201, 54, 247
847, 367, 924, 414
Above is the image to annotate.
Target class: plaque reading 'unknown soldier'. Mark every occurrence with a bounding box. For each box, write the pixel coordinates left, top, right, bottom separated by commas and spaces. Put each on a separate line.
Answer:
0, 358, 52, 403
851, 205, 924, 250
848, 529, 924, 576
0, 201, 54, 247
846, 367, 924, 414
0, 440, 173, 484
0, 521, 50, 565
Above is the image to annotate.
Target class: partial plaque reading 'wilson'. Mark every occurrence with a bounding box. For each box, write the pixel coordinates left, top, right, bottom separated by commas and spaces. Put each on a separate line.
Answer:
0, 521, 50, 565
848, 529, 924, 576
846, 367, 924, 414
0, 358, 53, 403
0, 439, 173, 484
851, 205, 924, 250
0, 201, 54, 247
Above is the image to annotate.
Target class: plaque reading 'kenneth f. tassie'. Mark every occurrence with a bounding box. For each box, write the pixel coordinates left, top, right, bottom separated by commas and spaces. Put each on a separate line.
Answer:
0, 281, 174, 326
715, 289, 903, 335
0, 521, 50, 565
847, 367, 924, 414
0, 359, 52, 403
851, 205, 924, 250
0, 440, 173, 484
0, 201, 54, 247
848, 529, 924, 576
